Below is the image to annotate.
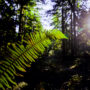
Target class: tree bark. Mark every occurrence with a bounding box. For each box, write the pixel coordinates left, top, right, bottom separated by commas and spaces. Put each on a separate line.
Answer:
18, 4, 23, 40
62, 1, 66, 57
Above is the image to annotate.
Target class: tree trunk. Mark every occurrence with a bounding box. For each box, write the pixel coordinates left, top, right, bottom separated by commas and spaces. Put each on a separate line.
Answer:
62, 1, 66, 57
73, 0, 77, 56
18, 4, 23, 40
71, 11, 74, 56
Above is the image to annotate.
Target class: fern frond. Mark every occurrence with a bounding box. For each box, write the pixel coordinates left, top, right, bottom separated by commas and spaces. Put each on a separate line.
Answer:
0, 30, 67, 89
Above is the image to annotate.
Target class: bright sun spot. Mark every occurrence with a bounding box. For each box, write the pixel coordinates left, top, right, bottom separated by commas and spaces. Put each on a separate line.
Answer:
86, 0, 90, 8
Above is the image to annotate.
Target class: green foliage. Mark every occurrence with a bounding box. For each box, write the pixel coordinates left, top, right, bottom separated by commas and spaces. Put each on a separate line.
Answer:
0, 30, 67, 90
51, 10, 62, 29
0, 0, 17, 47
13, 81, 28, 90
66, 74, 82, 90
76, 0, 82, 8
46, 29, 68, 39
23, 4, 43, 33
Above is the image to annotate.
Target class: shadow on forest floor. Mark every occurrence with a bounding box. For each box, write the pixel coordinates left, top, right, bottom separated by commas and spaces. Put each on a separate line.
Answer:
15, 51, 90, 90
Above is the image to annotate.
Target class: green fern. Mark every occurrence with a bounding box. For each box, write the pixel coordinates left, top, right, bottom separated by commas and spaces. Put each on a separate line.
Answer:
0, 30, 67, 90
